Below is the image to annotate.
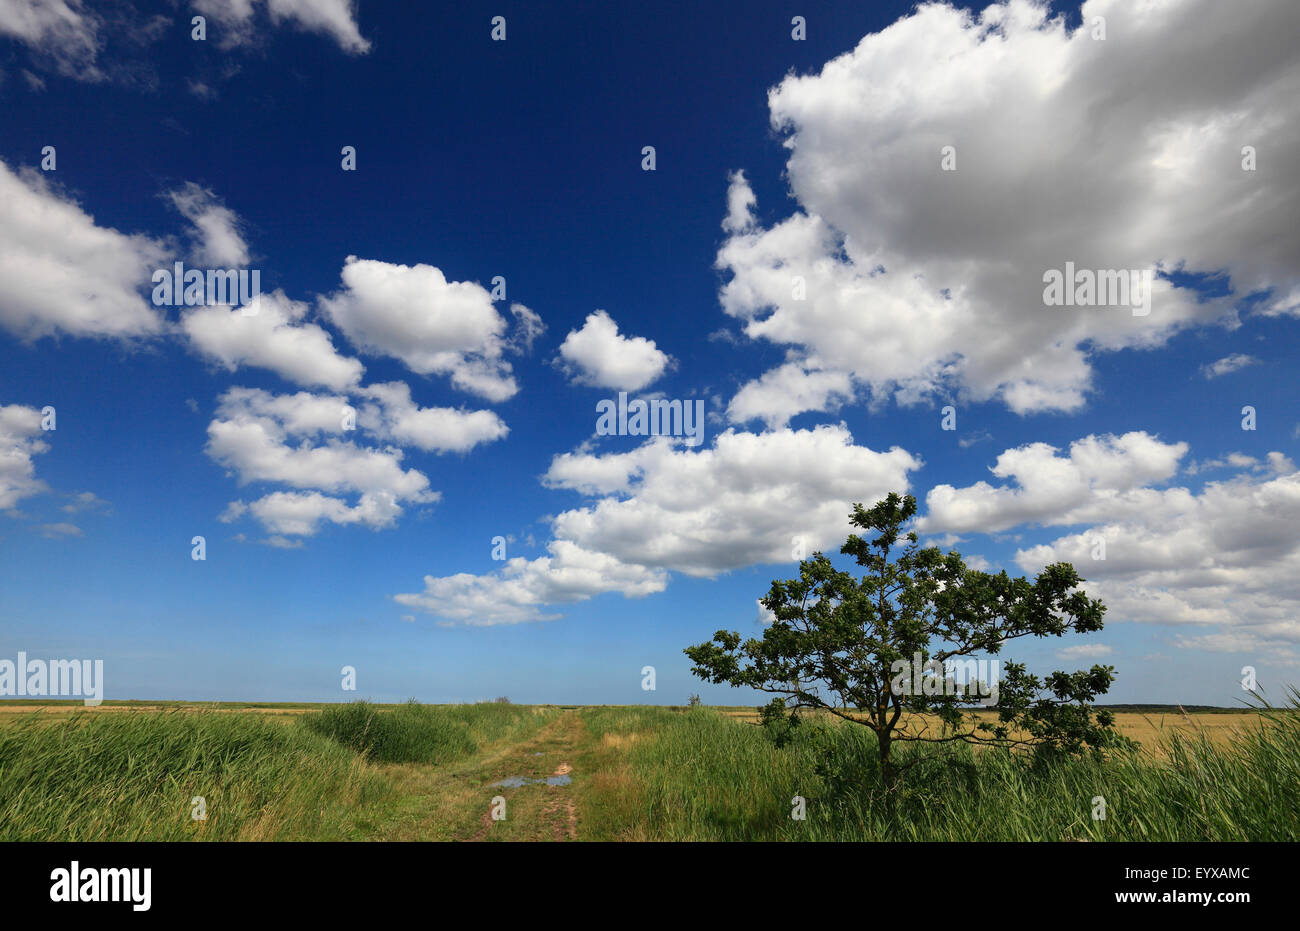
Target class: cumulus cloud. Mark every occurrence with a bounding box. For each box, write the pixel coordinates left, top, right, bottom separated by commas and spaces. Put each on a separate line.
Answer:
557, 310, 671, 391
716, 0, 1300, 421
726, 361, 853, 427
206, 383, 509, 538
192, 0, 370, 53
182, 289, 364, 391
397, 425, 922, 623
234, 489, 404, 537
167, 182, 250, 267
394, 540, 668, 625
355, 381, 509, 454
1200, 353, 1258, 379
206, 386, 439, 537
0, 403, 49, 510
544, 427, 920, 576
319, 256, 531, 401
0, 160, 167, 341
1014, 465, 1300, 650
920, 432, 1189, 534
922, 430, 1300, 649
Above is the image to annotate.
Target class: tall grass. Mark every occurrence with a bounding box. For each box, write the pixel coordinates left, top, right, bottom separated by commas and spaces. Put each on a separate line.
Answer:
580, 696, 1300, 841
299, 699, 554, 764
0, 710, 388, 841
4, 699, 1293, 841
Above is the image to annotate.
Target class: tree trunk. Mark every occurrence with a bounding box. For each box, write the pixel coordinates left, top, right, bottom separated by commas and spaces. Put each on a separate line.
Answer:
879, 731, 898, 793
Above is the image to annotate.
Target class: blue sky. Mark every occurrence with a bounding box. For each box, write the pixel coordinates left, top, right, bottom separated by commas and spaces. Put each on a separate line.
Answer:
1, 0, 1298, 705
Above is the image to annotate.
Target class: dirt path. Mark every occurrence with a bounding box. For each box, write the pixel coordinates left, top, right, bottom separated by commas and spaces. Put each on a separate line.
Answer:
365, 709, 586, 842
463, 710, 584, 841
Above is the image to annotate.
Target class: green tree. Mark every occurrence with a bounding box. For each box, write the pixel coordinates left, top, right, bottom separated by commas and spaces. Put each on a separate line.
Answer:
685, 493, 1124, 792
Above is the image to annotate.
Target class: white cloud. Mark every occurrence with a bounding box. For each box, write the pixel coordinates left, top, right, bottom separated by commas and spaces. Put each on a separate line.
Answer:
39, 521, 81, 538
920, 432, 1189, 534
507, 303, 545, 353
167, 183, 250, 267
192, 0, 370, 54
1056, 643, 1114, 660
0, 0, 101, 78
716, 0, 1300, 421
926, 433, 1300, 649
545, 427, 921, 576
0, 160, 167, 340
356, 381, 508, 454
182, 289, 364, 391
722, 169, 756, 233
394, 540, 668, 625
726, 361, 853, 427
61, 490, 109, 514
557, 310, 671, 391
210, 386, 352, 437
397, 425, 922, 623
206, 383, 508, 538
266, 0, 368, 53
1200, 353, 1258, 379
206, 386, 439, 537
0, 403, 49, 510
242, 489, 403, 536
319, 256, 527, 401
1186, 451, 1294, 476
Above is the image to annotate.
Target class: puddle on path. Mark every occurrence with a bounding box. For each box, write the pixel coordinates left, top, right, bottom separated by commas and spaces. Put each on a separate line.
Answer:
491, 773, 572, 787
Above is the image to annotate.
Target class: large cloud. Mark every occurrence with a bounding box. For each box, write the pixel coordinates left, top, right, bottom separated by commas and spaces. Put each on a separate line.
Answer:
545, 426, 921, 576
319, 256, 536, 402
920, 432, 1189, 534
207, 386, 439, 537
921, 431, 1300, 650
207, 384, 508, 538
395, 425, 922, 623
0, 161, 167, 341
557, 310, 671, 391
1015, 463, 1300, 651
718, 0, 1300, 423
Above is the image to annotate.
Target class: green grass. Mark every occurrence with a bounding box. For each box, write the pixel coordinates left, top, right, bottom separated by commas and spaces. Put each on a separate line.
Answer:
2, 697, 1295, 841
0, 709, 389, 840
299, 700, 548, 764
0, 701, 558, 840
578, 694, 1300, 841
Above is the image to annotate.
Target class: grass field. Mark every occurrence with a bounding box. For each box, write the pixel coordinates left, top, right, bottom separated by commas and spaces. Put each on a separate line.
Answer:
1, 699, 1296, 841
